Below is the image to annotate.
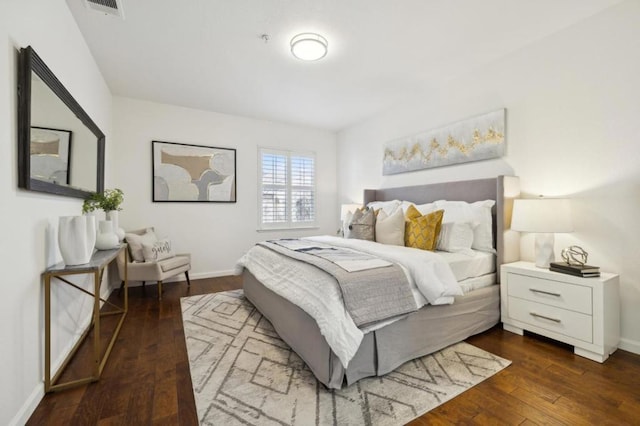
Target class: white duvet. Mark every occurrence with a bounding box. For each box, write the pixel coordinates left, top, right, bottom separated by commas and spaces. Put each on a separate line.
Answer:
234, 235, 461, 368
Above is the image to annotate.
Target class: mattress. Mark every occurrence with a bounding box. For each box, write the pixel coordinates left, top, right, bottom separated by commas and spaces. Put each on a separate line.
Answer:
458, 273, 497, 293
437, 250, 496, 281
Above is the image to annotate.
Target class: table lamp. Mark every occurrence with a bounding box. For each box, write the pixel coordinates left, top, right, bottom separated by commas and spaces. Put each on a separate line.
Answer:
511, 197, 573, 268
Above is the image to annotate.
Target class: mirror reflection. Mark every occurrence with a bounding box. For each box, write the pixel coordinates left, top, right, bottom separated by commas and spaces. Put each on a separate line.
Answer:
30, 73, 98, 191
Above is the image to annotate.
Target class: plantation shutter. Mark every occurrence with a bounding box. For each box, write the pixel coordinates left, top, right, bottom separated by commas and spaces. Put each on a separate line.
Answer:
259, 148, 316, 229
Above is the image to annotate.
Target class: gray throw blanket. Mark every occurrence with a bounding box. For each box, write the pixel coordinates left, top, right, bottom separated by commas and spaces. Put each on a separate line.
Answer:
258, 239, 418, 327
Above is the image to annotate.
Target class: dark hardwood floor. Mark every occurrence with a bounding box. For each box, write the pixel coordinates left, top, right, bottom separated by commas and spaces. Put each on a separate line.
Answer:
28, 276, 640, 425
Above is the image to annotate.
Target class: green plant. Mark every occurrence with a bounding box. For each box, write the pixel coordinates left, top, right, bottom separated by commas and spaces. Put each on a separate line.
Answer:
82, 192, 102, 214
82, 188, 124, 214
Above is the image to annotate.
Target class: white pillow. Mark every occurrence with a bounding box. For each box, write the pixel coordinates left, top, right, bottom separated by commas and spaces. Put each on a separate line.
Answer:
125, 228, 158, 262
434, 199, 496, 253
434, 200, 477, 225
375, 208, 405, 246
398, 201, 437, 215
437, 222, 475, 255
142, 238, 174, 262
367, 200, 401, 216
469, 200, 495, 252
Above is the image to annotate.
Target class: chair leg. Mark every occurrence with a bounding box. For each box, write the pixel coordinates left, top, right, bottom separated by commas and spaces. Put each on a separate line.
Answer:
142, 281, 146, 288
185, 271, 191, 286
158, 280, 163, 300
118, 280, 125, 295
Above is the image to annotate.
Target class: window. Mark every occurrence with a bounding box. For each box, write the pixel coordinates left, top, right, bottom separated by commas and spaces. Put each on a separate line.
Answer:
259, 148, 316, 229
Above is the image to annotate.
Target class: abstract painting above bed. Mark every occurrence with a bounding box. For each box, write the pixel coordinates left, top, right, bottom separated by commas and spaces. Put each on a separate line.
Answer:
383, 109, 506, 174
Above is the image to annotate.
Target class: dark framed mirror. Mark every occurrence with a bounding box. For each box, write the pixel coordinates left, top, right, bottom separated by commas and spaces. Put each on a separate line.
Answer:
18, 46, 105, 199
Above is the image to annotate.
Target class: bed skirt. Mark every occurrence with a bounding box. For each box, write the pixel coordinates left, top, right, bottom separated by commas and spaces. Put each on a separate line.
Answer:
242, 269, 500, 389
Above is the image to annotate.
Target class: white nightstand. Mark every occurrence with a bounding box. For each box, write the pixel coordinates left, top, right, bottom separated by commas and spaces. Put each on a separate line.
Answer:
501, 261, 620, 362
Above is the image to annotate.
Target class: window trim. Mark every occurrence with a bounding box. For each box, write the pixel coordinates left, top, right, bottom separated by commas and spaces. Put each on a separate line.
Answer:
257, 147, 317, 230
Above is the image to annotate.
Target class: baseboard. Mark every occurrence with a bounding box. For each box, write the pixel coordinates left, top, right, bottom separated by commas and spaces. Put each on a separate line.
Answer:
9, 384, 43, 426
124, 270, 237, 288
618, 337, 640, 355
188, 270, 236, 280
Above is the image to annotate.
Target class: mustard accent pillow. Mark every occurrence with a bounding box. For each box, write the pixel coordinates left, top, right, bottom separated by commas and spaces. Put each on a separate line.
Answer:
405, 205, 443, 248
404, 205, 444, 250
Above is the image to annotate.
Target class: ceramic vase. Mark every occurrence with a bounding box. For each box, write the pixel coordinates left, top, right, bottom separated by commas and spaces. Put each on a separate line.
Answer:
106, 210, 125, 242
95, 220, 119, 250
58, 215, 96, 265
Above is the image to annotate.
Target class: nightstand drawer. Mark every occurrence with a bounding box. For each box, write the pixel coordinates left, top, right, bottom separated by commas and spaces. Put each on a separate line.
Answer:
508, 297, 593, 343
507, 273, 592, 314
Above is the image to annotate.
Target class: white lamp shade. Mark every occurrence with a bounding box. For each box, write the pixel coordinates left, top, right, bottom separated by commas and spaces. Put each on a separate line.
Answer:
340, 204, 361, 221
511, 198, 573, 233
290, 33, 328, 61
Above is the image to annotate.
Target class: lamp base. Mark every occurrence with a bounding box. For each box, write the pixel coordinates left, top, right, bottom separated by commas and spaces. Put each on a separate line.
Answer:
534, 233, 555, 268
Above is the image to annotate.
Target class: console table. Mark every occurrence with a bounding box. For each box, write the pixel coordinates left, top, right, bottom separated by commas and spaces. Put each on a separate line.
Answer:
43, 245, 128, 392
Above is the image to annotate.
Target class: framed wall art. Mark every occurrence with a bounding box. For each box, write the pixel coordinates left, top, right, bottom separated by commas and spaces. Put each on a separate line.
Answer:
152, 140, 236, 203
383, 109, 506, 175
30, 127, 72, 185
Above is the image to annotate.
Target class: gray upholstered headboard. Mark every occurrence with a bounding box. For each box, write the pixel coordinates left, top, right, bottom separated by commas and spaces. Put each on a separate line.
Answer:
363, 175, 520, 282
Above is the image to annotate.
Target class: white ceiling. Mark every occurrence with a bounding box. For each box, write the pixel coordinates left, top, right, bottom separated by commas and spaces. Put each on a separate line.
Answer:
67, 0, 622, 131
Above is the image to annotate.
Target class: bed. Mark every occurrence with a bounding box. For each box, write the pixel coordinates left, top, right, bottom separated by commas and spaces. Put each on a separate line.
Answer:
240, 176, 520, 389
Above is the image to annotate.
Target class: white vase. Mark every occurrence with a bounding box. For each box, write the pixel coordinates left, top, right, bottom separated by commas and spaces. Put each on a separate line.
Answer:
106, 210, 125, 242
95, 220, 120, 250
58, 215, 96, 265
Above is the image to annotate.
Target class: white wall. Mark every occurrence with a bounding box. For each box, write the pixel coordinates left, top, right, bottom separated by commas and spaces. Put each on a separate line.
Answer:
111, 97, 337, 277
337, 1, 640, 353
0, 1, 113, 424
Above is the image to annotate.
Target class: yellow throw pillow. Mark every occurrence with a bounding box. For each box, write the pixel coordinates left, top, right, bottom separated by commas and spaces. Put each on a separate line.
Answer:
405, 206, 444, 250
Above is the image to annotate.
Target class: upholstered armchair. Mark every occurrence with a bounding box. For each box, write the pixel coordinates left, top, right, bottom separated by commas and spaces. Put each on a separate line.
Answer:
117, 227, 191, 300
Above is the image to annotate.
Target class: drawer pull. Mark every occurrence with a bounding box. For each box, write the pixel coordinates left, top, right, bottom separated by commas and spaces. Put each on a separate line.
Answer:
529, 288, 561, 297
530, 312, 561, 323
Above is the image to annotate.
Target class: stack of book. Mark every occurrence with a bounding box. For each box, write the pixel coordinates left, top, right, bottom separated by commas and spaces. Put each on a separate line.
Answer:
549, 262, 601, 278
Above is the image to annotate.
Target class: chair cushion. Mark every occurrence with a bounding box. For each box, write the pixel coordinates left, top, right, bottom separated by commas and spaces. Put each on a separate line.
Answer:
159, 255, 190, 272
125, 228, 157, 262
142, 238, 174, 262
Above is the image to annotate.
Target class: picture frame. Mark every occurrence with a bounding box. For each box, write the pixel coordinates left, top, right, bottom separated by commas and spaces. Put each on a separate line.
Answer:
382, 109, 506, 175
152, 140, 236, 203
30, 127, 73, 185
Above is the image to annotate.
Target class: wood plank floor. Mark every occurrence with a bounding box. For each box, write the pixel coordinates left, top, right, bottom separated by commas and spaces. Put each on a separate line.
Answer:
28, 276, 640, 425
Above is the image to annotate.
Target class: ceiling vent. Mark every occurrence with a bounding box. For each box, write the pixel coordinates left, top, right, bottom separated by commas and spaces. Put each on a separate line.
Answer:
84, 0, 125, 19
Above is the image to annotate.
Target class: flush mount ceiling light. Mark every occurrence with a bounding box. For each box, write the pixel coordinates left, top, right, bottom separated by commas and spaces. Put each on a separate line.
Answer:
290, 33, 328, 61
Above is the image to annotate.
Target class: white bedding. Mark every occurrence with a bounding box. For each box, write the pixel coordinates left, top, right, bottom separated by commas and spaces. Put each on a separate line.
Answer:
235, 236, 463, 368
458, 273, 496, 293
236, 245, 362, 368
436, 250, 496, 281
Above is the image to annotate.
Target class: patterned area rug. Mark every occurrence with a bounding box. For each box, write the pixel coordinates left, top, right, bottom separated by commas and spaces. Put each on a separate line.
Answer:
181, 290, 510, 425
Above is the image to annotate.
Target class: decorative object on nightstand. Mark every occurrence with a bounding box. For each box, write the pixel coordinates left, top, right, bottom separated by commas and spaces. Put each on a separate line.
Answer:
549, 261, 600, 278
501, 261, 619, 363
550, 246, 600, 277
561, 245, 588, 265
511, 197, 573, 268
